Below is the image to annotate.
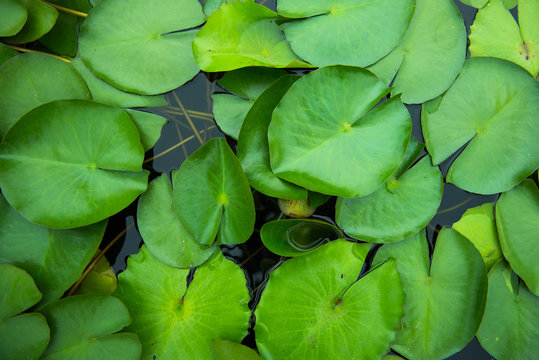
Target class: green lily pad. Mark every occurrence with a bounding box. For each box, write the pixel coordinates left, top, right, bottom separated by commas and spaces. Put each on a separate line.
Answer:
255, 239, 405, 359
204, 0, 227, 16
495, 179, 539, 296
0, 53, 90, 138
0, 99, 149, 229
237, 74, 307, 200
368, 0, 466, 103
39, 295, 141, 360
79, 0, 205, 95
268, 65, 411, 198
477, 260, 539, 360
74, 256, 117, 296
125, 110, 167, 152
137, 175, 217, 268
173, 137, 255, 246
374, 229, 488, 360
0, 264, 42, 319
260, 219, 343, 257
2, 0, 57, 44
460, 0, 517, 8
470, 0, 538, 77
0, 0, 27, 37
452, 202, 502, 271
213, 67, 287, 139
115, 246, 251, 360
422, 58, 539, 194
0, 42, 18, 64
0, 194, 106, 304
211, 339, 261, 360
336, 141, 443, 243
193, 0, 311, 72
278, 0, 415, 67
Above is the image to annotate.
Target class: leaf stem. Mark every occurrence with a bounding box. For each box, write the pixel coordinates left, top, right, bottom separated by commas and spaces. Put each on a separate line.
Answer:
143, 126, 215, 163
4, 44, 71, 63
173, 92, 204, 145
40, 0, 88, 17
436, 196, 476, 215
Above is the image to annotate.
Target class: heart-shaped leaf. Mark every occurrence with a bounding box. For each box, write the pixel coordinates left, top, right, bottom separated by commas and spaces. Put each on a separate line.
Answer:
0, 0, 27, 37
2, 0, 57, 44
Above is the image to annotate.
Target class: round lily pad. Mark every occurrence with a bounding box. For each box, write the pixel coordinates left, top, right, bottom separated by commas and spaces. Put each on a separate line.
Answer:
255, 239, 404, 359
39, 295, 141, 360
137, 175, 217, 268
0, 53, 90, 138
268, 65, 411, 197
374, 229, 488, 360
477, 260, 539, 360
79, 0, 205, 95
115, 246, 251, 360
0, 0, 27, 37
173, 137, 255, 246
0, 99, 149, 229
422, 57, 539, 194
495, 179, 539, 296
278, 0, 415, 67
2, 0, 57, 44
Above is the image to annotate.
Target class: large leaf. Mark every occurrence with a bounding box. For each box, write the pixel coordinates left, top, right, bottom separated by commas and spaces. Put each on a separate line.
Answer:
0, 99, 149, 229
336, 142, 443, 243
0, 0, 27, 36
193, 0, 311, 72
470, 0, 539, 77
0, 194, 106, 304
495, 179, 539, 296
39, 295, 141, 360
115, 246, 251, 360
368, 0, 466, 103
374, 229, 488, 360
255, 239, 405, 359
137, 175, 217, 268
268, 65, 411, 198
173, 137, 255, 246
422, 57, 539, 194
79, 0, 205, 95
1, 0, 57, 44
278, 0, 415, 67
477, 260, 539, 360
237, 73, 307, 200
0, 53, 90, 138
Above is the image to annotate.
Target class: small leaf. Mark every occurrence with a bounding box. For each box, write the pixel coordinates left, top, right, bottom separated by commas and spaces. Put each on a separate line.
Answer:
125, 110, 167, 152
74, 256, 117, 296
0, 264, 42, 319
1, 0, 57, 44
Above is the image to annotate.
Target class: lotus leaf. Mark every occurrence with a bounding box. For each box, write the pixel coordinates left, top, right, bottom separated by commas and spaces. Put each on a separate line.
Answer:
115, 246, 251, 360
211, 340, 261, 360
422, 58, 539, 194
137, 174, 217, 268
495, 179, 539, 296
470, 0, 539, 77
173, 137, 255, 246
1, 0, 57, 44
255, 239, 404, 359
374, 229, 488, 360
125, 110, 167, 152
0, 53, 90, 138
0, 194, 106, 304
237, 73, 307, 200
193, 0, 311, 71
336, 140, 443, 243
260, 219, 343, 257
39, 295, 141, 360
368, 0, 466, 103
268, 65, 411, 198
278, 0, 415, 67
477, 260, 539, 360
0, 99, 149, 229
79, 0, 205, 95
0, 0, 27, 37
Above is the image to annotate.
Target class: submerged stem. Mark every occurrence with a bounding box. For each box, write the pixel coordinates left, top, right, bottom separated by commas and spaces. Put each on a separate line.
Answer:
5, 44, 71, 63
40, 0, 88, 17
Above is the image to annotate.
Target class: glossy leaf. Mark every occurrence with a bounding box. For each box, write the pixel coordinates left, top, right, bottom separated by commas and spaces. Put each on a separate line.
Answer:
211, 340, 261, 360
39, 295, 141, 360
374, 229, 488, 360
74, 256, 117, 296
0, 53, 90, 138
260, 219, 343, 257
0, 264, 42, 319
173, 138, 255, 246
0, 194, 106, 304
422, 58, 539, 194
115, 246, 251, 360
278, 0, 415, 67
452, 202, 502, 271
1, 0, 57, 44
255, 239, 404, 359
0, 0, 27, 37
368, 0, 466, 103
0, 99, 149, 229
477, 260, 539, 360
79, 0, 205, 94
495, 179, 539, 296
137, 175, 217, 268
125, 110, 167, 152
268, 65, 411, 197
193, 0, 311, 72
237, 74, 307, 200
